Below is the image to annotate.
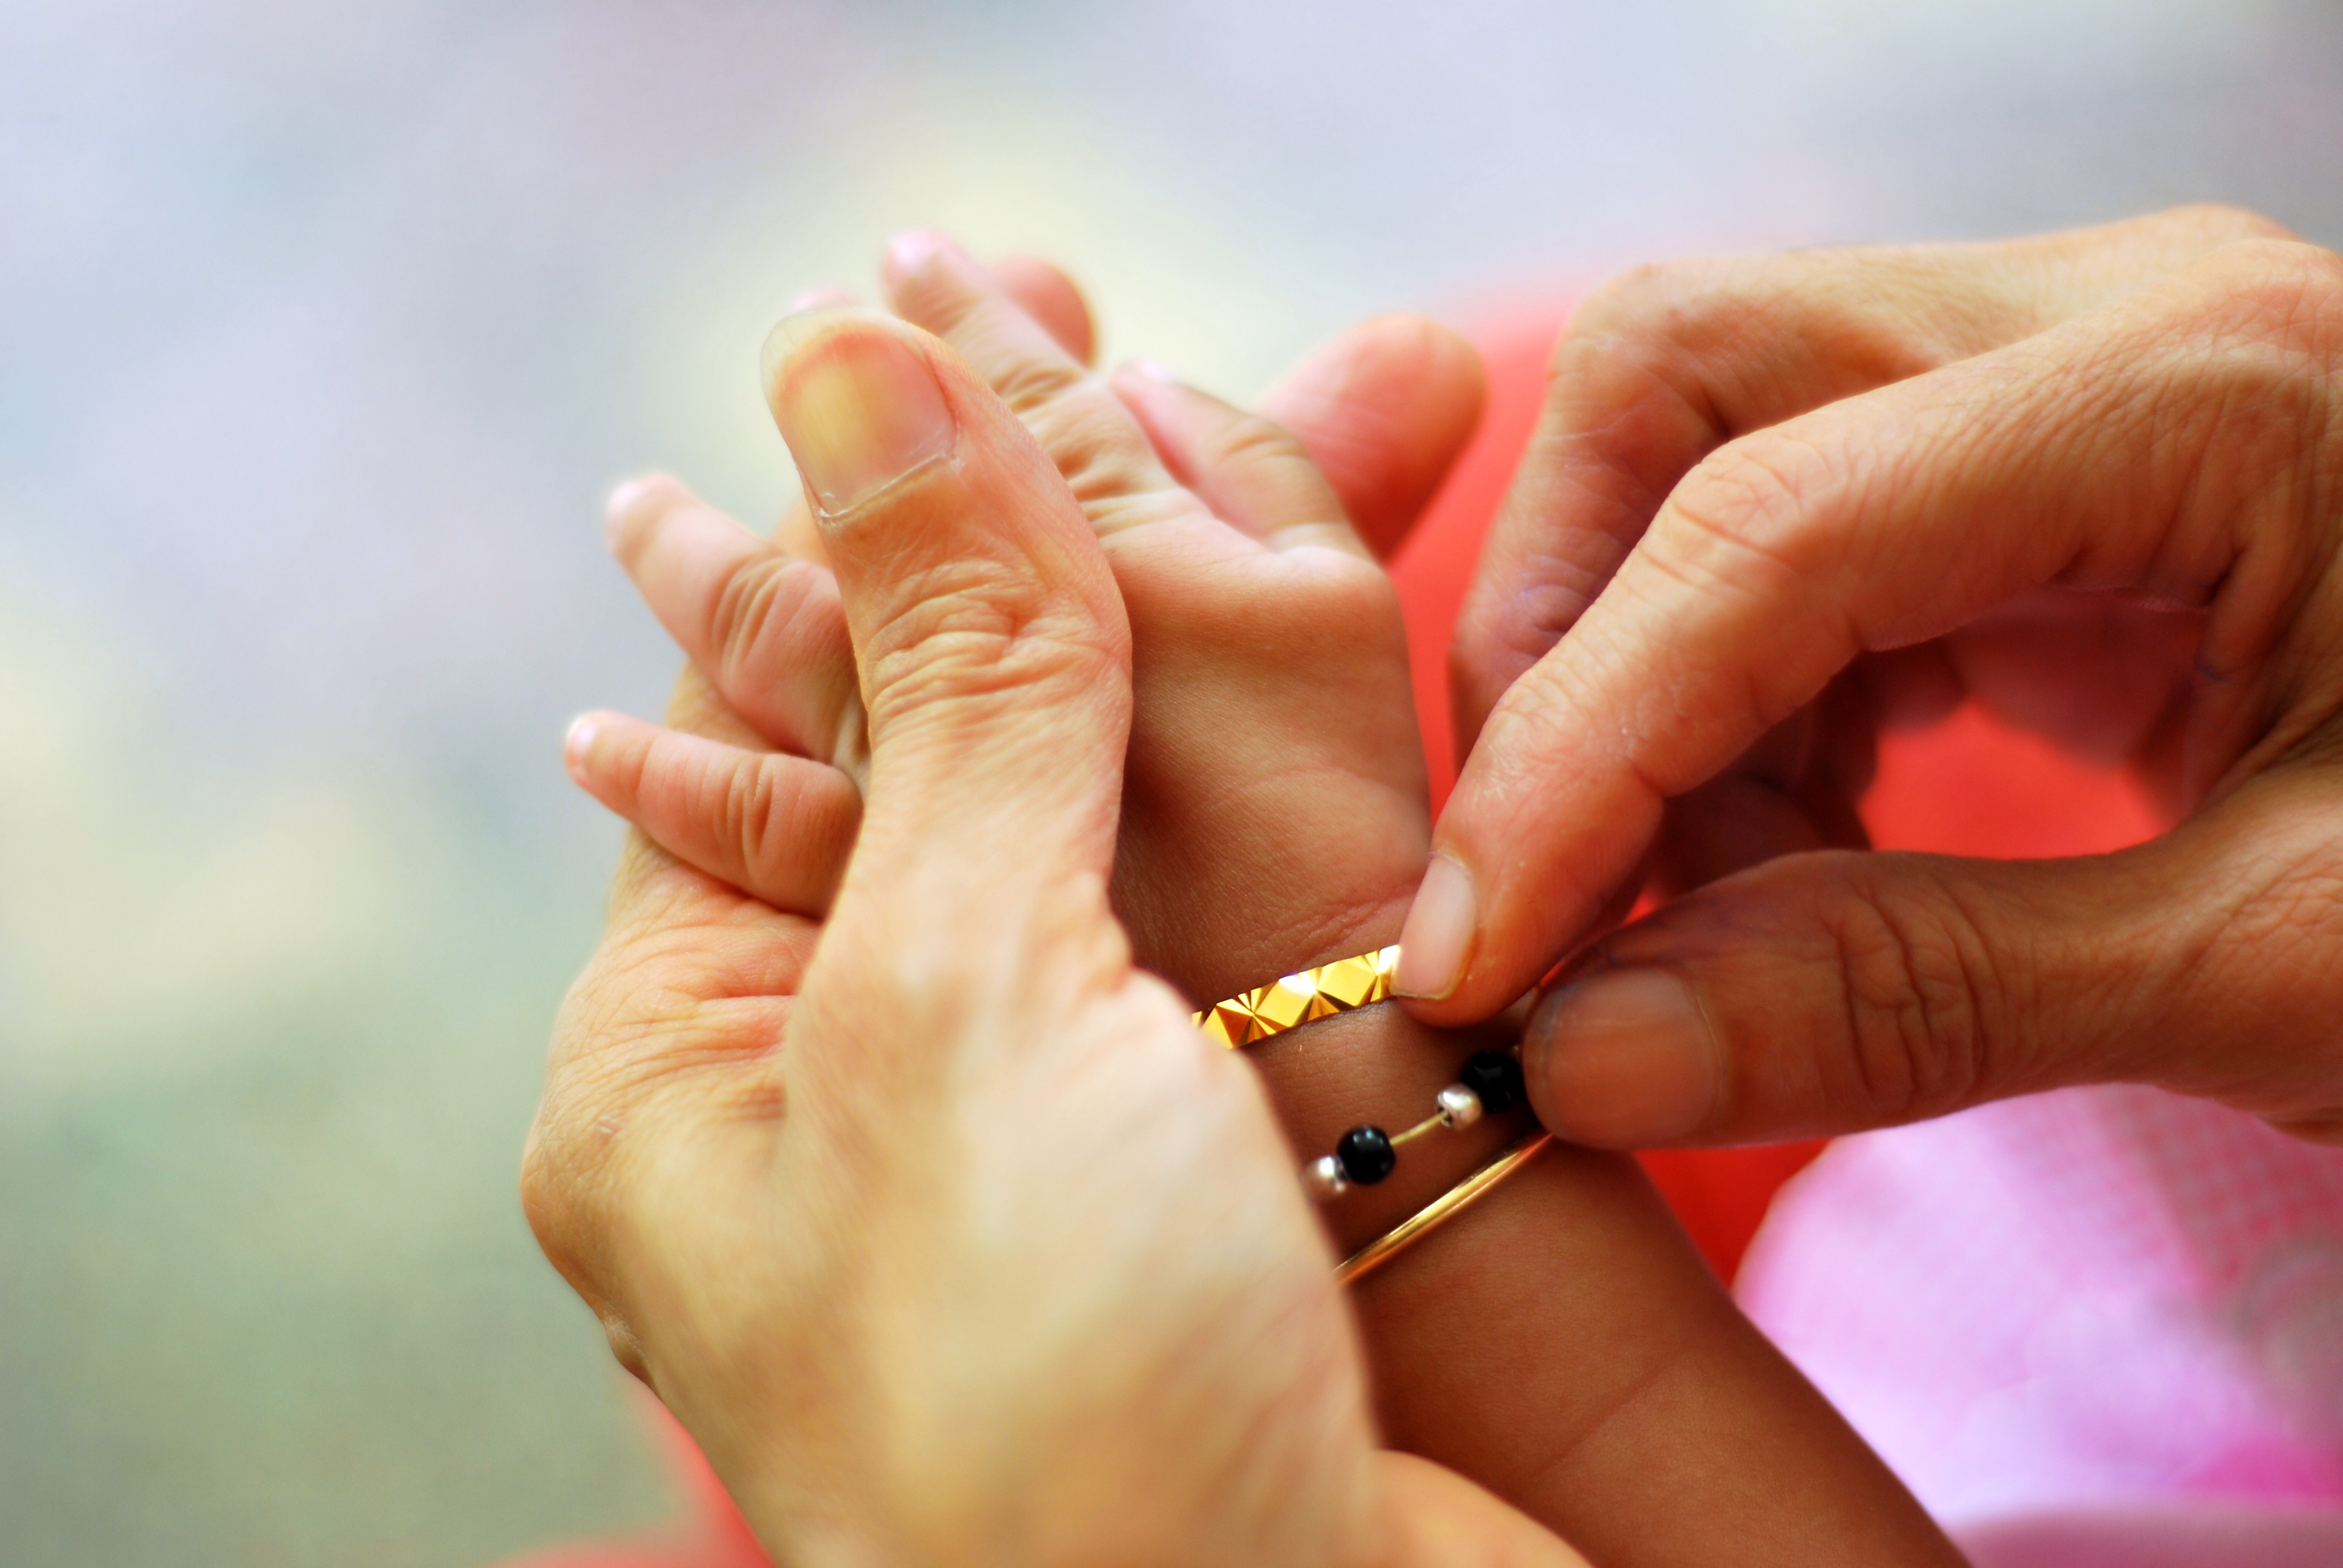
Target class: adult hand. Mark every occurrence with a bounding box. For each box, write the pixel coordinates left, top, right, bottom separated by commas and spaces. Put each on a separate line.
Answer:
1402, 205, 2343, 1148
526, 307, 1572, 1564
565, 244, 1964, 1566
582, 234, 1480, 1009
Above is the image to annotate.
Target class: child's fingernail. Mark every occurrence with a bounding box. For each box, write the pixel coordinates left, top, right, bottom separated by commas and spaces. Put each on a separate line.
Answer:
1394, 854, 1476, 1000
1122, 358, 1179, 384
787, 286, 858, 313
761, 314, 957, 515
565, 714, 598, 781
1522, 968, 1721, 1145
604, 475, 665, 548
881, 229, 969, 285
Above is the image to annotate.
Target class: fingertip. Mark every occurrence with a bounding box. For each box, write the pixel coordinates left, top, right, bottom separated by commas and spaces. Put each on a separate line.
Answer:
881, 227, 971, 290
1393, 854, 1477, 1002
761, 310, 958, 517
1354, 312, 1489, 411
787, 286, 860, 313
1260, 313, 1487, 557
1521, 965, 1722, 1147
564, 712, 600, 783
605, 473, 685, 555
565, 710, 660, 815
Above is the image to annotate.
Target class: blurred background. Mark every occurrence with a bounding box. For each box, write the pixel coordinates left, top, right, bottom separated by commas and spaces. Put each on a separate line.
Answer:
1, 0, 2338, 1561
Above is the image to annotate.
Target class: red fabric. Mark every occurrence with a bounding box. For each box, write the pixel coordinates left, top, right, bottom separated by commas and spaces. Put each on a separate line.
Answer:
521, 305, 2171, 1561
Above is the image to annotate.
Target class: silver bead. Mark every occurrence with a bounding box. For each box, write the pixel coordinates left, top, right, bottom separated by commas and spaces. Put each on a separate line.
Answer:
1437, 1083, 1483, 1128
1304, 1154, 1351, 1198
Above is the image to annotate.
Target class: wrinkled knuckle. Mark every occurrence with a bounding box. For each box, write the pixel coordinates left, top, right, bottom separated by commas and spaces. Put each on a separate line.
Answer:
1666, 434, 1829, 571
1815, 865, 1993, 1120
1460, 569, 1592, 679
2171, 201, 2299, 247
519, 1099, 609, 1289
731, 759, 842, 881
720, 754, 773, 867
863, 562, 1122, 722
2192, 238, 2343, 338
1026, 388, 1167, 507
2174, 244, 2343, 465
990, 353, 1090, 418
1204, 406, 1305, 475
711, 554, 828, 684
1570, 260, 1693, 347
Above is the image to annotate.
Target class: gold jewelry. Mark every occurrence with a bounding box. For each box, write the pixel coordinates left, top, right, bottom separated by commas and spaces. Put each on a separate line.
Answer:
1194, 944, 1400, 1049
1196, 946, 1544, 1276
1335, 1131, 1552, 1285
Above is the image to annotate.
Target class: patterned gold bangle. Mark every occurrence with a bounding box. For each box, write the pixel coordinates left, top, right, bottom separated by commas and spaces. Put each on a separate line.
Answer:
1193, 944, 1401, 1049
1199, 946, 1532, 1205
1335, 1131, 1552, 1285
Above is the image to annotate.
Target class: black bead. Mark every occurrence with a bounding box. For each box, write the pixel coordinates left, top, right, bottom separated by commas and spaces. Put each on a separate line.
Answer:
1335, 1125, 1397, 1185
1460, 1051, 1526, 1114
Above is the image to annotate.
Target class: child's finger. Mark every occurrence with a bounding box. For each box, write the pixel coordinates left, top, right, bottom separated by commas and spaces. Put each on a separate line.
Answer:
1256, 315, 1487, 561
565, 709, 860, 918
879, 231, 1203, 544
1107, 362, 1369, 559
606, 475, 868, 786
990, 255, 1097, 366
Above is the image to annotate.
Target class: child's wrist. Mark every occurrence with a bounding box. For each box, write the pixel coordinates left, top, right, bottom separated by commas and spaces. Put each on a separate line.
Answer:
1211, 888, 1533, 1257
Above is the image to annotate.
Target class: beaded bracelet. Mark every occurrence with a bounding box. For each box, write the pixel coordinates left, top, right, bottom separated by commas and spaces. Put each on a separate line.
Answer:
1196, 946, 1548, 1284
1335, 1131, 1552, 1285
1194, 945, 1530, 1201
1301, 1048, 1528, 1198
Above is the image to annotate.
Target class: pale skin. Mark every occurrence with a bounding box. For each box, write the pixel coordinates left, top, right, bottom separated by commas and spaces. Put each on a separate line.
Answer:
1397, 204, 2343, 1153
536, 240, 1961, 1560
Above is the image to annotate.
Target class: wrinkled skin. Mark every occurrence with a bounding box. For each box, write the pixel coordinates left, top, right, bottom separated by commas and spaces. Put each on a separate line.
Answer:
543, 243, 1962, 1564
528, 307, 1579, 1565
1400, 205, 2343, 1152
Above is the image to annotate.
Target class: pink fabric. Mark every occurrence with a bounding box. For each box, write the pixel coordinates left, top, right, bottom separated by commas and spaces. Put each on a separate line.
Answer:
1738, 703, 2343, 1547
1740, 1088, 2343, 1521
1956, 1503, 2343, 1568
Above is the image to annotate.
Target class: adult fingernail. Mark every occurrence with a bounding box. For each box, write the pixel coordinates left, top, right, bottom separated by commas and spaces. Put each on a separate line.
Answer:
1524, 968, 1721, 1145
564, 714, 599, 782
762, 313, 957, 515
1395, 854, 1476, 999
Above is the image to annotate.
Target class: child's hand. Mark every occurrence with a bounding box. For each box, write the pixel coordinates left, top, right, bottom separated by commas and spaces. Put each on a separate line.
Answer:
569, 235, 1485, 1007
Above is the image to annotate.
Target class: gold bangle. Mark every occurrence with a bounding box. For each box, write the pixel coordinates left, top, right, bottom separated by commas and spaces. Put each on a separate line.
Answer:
1335, 1131, 1552, 1285
1194, 944, 1400, 1049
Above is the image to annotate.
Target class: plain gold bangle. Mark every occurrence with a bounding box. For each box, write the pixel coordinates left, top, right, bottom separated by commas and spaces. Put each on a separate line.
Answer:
1335, 1131, 1552, 1285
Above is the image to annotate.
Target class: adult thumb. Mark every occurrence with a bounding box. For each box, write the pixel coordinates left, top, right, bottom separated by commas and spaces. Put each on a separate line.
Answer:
1519, 765, 2343, 1148
761, 308, 1132, 927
